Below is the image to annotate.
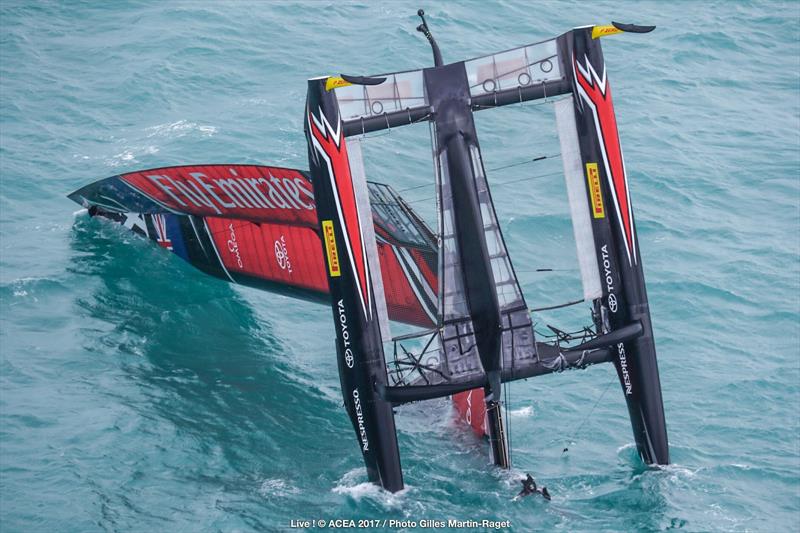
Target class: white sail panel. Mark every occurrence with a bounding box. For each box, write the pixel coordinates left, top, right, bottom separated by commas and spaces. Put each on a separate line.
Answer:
348, 137, 393, 341
555, 96, 603, 301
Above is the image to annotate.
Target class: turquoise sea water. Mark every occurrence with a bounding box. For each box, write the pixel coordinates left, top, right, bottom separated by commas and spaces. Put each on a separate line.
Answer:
1, 1, 798, 531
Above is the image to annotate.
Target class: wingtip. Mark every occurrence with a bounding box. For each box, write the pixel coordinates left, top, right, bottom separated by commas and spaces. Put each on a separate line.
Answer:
611, 21, 656, 33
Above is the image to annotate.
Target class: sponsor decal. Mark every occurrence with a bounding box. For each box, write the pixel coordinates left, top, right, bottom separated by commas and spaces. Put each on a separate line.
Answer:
352, 389, 369, 451
322, 220, 341, 277
227, 223, 243, 268
585, 162, 605, 218
337, 299, 354, 368
608, 293, 618, 313
591, 25, 624, 39
325, 76, 352, 91
274, 235, 292, 273
618, 342, 632, 395
465, 390, 472, 425
600, 244, 615, 295
137, 168, 315, 215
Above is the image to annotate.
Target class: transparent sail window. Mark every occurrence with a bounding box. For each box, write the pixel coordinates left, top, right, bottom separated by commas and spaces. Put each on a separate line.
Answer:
334, 70, 427, 123
465, 39, 561, 98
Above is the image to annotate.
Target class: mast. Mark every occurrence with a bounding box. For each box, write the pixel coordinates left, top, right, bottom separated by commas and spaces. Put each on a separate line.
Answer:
419, 16, 511, 469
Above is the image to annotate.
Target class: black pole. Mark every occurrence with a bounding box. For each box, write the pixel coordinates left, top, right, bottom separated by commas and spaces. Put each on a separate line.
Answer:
416, 9, 443, 67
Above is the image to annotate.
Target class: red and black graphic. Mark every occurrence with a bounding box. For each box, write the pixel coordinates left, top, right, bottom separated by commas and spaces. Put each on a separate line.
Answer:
82, 203, 438, 329
573, 54, 637, 265
307, 110, 371, 319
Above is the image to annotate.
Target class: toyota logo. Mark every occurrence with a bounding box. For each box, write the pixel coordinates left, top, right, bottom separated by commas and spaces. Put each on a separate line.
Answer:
608, 293, 618, 313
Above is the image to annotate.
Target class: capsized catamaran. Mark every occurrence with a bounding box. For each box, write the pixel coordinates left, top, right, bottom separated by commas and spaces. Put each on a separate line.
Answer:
69, 11, 668, 493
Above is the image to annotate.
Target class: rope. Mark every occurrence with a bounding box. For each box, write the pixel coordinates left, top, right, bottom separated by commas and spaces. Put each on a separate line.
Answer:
487, 153, 560, 173
515, 267, 578, 273
529, 298, 584, 313
404, 170, 564, 205
560, 376, 616, 456
395, 153, 560, 194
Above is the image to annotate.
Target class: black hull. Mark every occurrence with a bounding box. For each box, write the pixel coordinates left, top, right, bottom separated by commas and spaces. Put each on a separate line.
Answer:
558, 29, 669, 464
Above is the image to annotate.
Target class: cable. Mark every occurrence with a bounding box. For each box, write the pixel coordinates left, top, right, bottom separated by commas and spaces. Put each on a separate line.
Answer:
560, 376, 616, 456
487, 153, 560, 173
515, 268, 577, 273
404, 170, 564, 205
529, 299, 584, 313
395, 153, 560, 195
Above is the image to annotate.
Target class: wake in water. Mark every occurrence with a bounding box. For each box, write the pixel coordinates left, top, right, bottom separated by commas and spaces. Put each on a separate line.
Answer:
332, 469, 410, 510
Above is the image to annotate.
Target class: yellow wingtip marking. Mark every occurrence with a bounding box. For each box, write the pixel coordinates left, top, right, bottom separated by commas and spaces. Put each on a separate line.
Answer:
592, 25, 624, 39
325, 76, 352, 91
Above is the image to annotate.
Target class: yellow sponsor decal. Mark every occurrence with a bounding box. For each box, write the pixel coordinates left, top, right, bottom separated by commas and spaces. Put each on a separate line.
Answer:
322, 220, 341, 277
592, 25, 624, 39
325, 76, 352, 91
585, 162, 605, 218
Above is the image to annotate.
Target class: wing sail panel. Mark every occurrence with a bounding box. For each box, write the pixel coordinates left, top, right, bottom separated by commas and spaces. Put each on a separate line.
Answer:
69, 165, 318, 227
71, 172, 440, 329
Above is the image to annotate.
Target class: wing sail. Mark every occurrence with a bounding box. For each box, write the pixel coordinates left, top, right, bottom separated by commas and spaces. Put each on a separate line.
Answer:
70, 167, 439, 329
69, 165, 318, 227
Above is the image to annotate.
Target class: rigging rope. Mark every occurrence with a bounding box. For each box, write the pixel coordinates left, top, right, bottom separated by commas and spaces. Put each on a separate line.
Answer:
487, 153, 560, 173
515, 267, 578, 273
560, 376, 616, 456
529, 298, 584, 313
396, 152, 561, 195
404, 170, 564, 205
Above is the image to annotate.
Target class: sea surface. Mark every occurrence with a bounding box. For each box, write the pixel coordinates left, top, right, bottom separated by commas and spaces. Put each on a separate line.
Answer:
1, 1, 798, 531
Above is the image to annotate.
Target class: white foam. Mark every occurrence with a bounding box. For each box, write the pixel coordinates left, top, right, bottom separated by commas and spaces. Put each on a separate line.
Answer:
332, 469, 409, 509
507, 405, 534, 418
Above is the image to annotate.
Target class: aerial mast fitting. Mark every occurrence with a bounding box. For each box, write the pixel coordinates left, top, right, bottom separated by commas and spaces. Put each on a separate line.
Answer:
416, 9, 443, 67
